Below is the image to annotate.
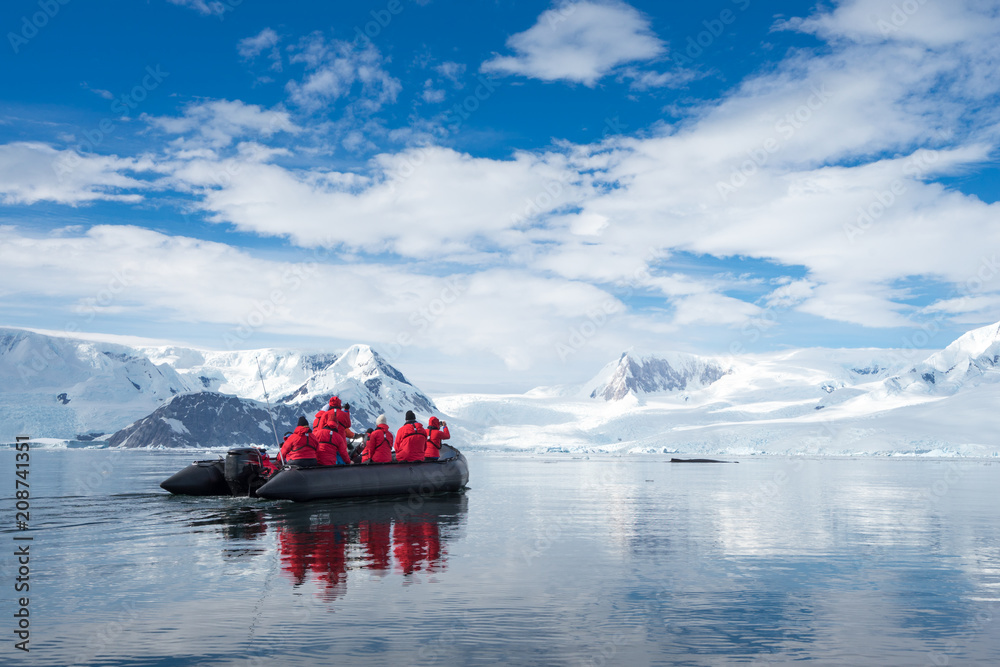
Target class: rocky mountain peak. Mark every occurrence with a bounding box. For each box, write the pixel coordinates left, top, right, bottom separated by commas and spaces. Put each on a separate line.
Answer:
586, 351, 730, 401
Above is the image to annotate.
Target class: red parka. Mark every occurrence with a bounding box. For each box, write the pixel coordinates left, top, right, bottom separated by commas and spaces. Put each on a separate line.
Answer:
394, 421, 428, 463
321, 407, 353, 437
315, 426, 351, 466
280, 426, 320, 462
425, 417, 450, 459
362, 424, 394, 463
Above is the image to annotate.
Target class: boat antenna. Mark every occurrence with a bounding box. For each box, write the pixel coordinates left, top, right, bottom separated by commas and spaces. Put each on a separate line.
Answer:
255, 356, 282, 450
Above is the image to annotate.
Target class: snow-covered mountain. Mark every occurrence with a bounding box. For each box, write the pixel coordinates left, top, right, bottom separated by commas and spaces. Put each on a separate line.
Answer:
139, 346, 339, 401
8, 321, 1000, 456
107, 392, 290, 449
275, 344, 436, 429
0, 328, 436, 445
438, 341, 998, 457
584, 351, 730, 400
0, 328, 193, 440
882, 321, 1000, 396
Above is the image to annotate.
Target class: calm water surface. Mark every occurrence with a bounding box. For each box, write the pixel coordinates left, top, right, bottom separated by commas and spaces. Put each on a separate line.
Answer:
2, 449, 998, 666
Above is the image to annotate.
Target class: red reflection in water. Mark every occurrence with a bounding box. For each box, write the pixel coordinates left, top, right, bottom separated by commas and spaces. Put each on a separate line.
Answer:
275, 496, 465, 599
359, 519, 391, 570
394, 520, 443, 575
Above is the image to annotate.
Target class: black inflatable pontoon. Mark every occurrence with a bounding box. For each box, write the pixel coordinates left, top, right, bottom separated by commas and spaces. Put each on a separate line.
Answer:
160, 458, 231, 495
160, 444, 469, 502
160, 447, 278, 497
256, 444, 469, 502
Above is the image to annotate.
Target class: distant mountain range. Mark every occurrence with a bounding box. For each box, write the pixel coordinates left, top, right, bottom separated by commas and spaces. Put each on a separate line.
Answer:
438, 321, 1000, 457
0, 328, 435, 446
5, 321, 1000, 454
584, 351, 731, 401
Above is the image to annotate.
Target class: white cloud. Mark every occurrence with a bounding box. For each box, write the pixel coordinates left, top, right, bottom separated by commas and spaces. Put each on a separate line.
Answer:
481, 1, 665, 86
619, 67, 691, 91
0, 225, 632, 372
435, 61, 467, 86
421, 80, 446, 104
672, 292, 763, 327
156, 9, 1000, 332
285, 34, 401, 113
7, 0, 1000, 362
167, 0, 228, 17
238, 28, 282, 73
145, 99, 298, 149
797, 285, 912, 328
765, 280, 816, 309
780, 0, 1000, 46
165, 144, 587, 258
0, 143, 154, 206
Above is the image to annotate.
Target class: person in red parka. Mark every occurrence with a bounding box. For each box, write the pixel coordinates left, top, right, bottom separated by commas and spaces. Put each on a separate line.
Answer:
362, 414, 394, 463
314, 423, 351, 466
313, 396, 335, 428
394, 410, 427, 463
311, 404, 327, 429
424, 416, 450, 461
321, 396, 355, 438
280, 416, 320, 467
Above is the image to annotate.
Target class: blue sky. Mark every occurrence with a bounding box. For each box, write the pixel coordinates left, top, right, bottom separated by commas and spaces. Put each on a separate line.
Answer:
2, 0, 1000, 391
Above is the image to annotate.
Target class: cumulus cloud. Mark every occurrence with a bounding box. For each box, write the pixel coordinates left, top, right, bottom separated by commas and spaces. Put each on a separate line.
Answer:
0, 143, 154, 206
166, 144, 587, 258
779, 0, 1000, 46
6, 0, 1000, 366
481, 1, 665, 86
155, 3, 1000, 332
0, 225, 631, 372
145, 99, 298, 149
238, 28, 283, 74
285, 34, 401, 113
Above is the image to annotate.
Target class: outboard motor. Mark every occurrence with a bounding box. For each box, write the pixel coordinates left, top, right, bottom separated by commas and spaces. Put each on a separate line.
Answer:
224, 447, 271, 497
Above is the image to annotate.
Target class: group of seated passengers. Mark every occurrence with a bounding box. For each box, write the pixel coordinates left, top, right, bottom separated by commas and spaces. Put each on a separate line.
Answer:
279, 397, 450, 467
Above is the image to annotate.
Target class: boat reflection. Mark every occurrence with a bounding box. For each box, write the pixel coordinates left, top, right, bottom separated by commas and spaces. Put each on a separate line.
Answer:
188, 506, 271, 560
271, 493, 468, 599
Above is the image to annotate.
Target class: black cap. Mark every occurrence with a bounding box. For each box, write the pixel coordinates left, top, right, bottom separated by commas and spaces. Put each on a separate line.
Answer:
297, 416, 309, 427
405, 410, 416, 421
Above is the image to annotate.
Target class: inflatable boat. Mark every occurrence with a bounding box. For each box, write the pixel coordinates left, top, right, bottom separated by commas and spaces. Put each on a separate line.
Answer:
256, 444, 469, 502
160, 444, 469, 502
160, 447, 278, 497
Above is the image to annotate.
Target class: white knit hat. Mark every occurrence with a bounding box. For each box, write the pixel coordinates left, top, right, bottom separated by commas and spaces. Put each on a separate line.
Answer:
375, 414, 387, 426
